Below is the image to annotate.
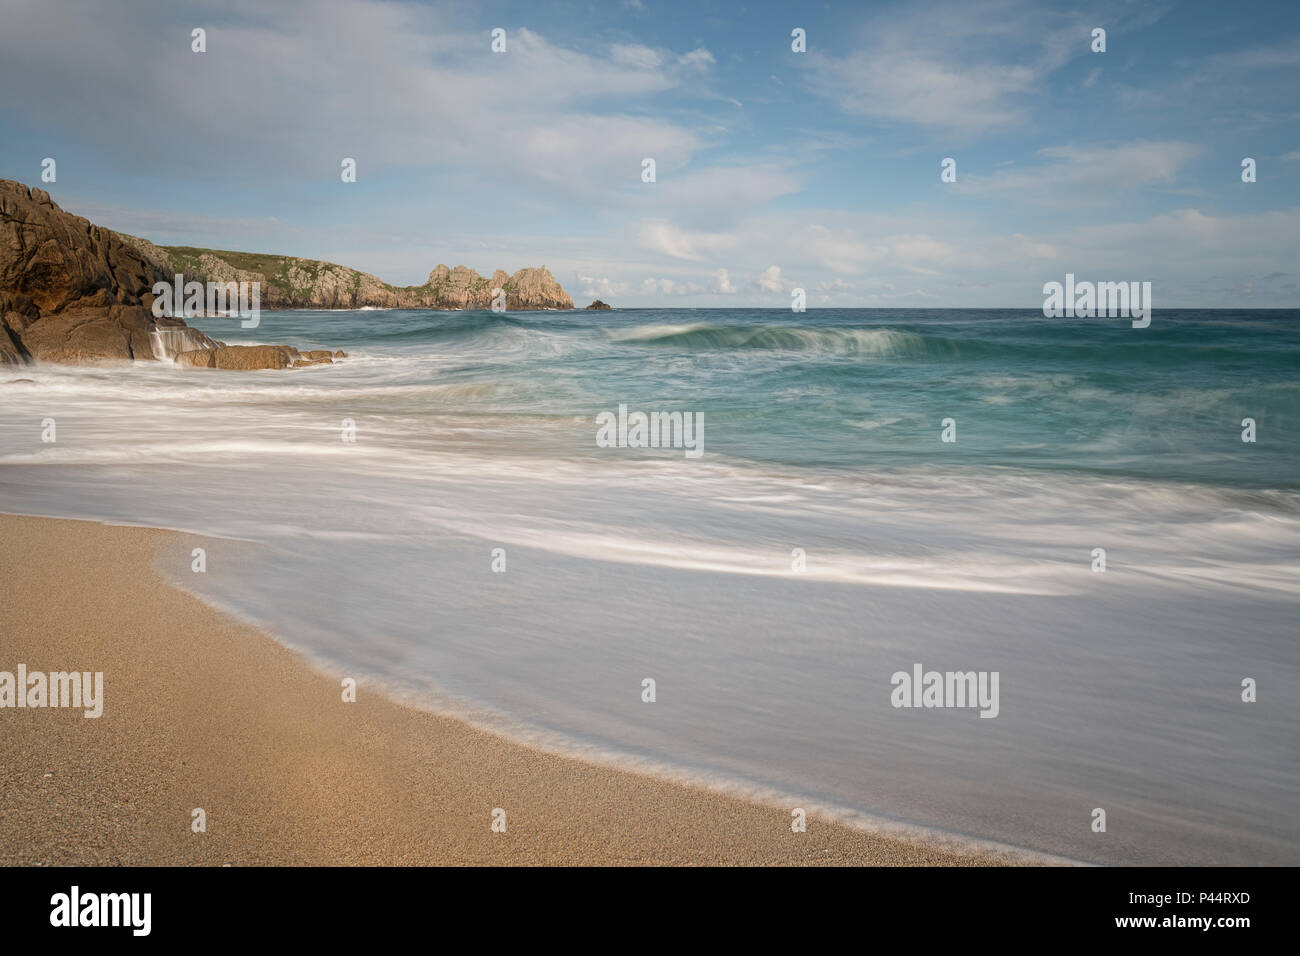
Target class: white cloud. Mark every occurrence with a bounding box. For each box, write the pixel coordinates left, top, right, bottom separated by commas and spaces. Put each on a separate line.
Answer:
0, 0, 708, 202
954, 141, 1201, 202
757, 265, 785, 293
803, 0, 1166, 138
804, 0, 1085, 135
578, 275, 626, 299
677, 48, 716, 71
796, 225, 881, 274
640, 276, 709, 296
816, 51, 1038, 134
610, 44, 664, 70
625, 165, 805, 231
638, 220, 740, 261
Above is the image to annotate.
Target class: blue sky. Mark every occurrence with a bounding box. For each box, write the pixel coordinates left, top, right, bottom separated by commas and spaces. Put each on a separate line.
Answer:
2, 0, 1298, 306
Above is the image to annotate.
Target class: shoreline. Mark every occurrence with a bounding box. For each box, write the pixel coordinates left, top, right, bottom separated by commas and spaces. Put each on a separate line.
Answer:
0, 511, 1049, 866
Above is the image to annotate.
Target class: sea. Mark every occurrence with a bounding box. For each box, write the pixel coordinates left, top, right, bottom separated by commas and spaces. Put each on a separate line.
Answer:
2, 307, 1298, 864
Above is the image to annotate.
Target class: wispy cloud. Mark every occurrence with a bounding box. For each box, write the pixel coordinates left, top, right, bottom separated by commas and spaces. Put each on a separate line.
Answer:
954, 141, 1201, 202
803, 0, 1104, 137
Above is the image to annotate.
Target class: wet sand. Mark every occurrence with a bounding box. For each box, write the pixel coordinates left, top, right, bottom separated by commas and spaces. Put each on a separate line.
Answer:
0, 513, 1023, 865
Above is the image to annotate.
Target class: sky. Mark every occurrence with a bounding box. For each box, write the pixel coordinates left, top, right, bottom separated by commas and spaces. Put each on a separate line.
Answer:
1, 0, 1298, 307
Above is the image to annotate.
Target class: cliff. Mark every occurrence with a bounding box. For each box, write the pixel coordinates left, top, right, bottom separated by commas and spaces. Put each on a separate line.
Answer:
154, 247, 574, 311
0, 180, 217, 365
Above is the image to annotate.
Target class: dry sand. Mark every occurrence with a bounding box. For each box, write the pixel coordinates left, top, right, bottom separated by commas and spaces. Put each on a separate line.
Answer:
0, 512, 1021, 865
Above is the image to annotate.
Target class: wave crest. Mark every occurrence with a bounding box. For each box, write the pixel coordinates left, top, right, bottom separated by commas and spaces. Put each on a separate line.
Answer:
608, 323, 932, 356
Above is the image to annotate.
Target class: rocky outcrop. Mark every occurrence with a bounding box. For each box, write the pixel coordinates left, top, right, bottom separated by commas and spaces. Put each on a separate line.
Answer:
175, 344, 341, 370
0, 180, 340, 368
585, 299, 612, 310
418, 263, 572, 310
0, 181, 208, 364
158, 248, 574, 311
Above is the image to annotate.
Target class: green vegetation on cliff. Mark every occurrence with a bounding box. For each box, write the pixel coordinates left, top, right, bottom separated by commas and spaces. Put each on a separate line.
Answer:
155, 246, 572, 310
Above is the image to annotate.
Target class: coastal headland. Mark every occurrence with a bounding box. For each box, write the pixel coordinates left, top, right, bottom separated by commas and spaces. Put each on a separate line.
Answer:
0, 179, 573, 369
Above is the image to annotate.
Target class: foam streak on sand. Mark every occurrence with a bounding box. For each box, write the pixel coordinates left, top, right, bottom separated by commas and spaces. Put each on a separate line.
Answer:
0, 513, 1016, 866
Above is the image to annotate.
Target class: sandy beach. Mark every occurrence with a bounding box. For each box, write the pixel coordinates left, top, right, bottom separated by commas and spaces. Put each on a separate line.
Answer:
0, 512, 1015, 866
